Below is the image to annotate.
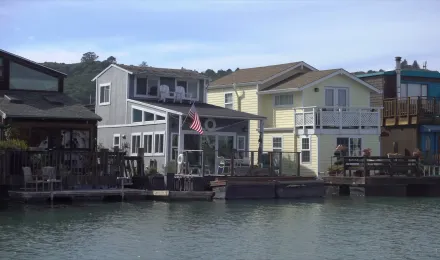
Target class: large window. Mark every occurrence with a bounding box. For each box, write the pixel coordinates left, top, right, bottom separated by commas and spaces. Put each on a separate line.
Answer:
99, 83, 111, 105
237, 136, 246, 159
154, 133, 165, 154
176, 79, 198, 100
274, 94, 293, 107
135, 77, 159, 96
325, 87, 348, 107
398, 83, 428, 98
301, 137, 310, 163
336, 137, 362, 156
131, 107, 166, 124
143, 133, 153, 155
224, 93, 233, 109
136, 78, 147, 96
132, 109, 143, 123
9, 61, 59, 91
113, 134, 121, 149
131, 133, 141, 155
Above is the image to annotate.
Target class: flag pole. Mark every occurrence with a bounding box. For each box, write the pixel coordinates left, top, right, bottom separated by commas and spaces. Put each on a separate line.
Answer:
180, 101, 195, 128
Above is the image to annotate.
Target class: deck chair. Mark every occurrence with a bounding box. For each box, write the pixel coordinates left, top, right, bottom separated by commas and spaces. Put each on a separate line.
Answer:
42, 166, 62, 191
159, 85, 172, 102
174, 86, 185, 103
217, 156, 230, 175
22, 167, 44, 191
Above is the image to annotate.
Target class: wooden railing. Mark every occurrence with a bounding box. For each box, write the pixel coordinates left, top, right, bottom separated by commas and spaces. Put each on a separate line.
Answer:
341, 156, 420, 177
383, 97, 440, 120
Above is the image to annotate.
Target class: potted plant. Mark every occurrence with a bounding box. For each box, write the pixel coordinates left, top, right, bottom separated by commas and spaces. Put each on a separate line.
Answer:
327, 165, 343, 176
412, 148, 421, 158
362, 148, 372, 157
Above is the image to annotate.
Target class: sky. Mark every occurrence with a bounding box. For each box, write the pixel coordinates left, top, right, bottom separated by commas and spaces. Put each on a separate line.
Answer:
1, 0, 439, 72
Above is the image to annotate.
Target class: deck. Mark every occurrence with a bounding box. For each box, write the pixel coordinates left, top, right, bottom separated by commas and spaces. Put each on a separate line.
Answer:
383, 97, 440, 126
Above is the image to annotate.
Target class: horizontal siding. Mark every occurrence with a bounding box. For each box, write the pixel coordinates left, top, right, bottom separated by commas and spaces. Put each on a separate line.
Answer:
263, 132, 298, 176
296, 135, 318, 177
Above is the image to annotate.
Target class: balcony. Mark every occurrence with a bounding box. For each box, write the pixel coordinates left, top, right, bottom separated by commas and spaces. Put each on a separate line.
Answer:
383, 97, 440, 126
293, 106, 381, 135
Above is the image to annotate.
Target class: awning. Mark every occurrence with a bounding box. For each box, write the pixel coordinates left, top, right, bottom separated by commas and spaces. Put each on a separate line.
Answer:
420, 125, 440, 133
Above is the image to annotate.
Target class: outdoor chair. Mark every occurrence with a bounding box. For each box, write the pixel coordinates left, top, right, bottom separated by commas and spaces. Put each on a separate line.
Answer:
22, 167, 44, 192
217, 156, 230, 175
42, 166, 63, 191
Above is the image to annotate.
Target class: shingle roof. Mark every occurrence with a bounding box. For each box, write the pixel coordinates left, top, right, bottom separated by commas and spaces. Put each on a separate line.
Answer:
118, 64, 208, 79
261, 69, 340, 91
210, 62, 301, 86
132, 99, 265, 120
0, 91, 101, 121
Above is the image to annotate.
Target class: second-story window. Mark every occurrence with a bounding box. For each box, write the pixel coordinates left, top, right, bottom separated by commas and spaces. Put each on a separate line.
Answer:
136, 78, 147, 96
224, 93, 233, 109
177, 80, 198, 100
99, 83, 111, 105
398, 83, 428, 98
136, 77, 159, 97
274, 94, 293, 107
10, 61, 58, 91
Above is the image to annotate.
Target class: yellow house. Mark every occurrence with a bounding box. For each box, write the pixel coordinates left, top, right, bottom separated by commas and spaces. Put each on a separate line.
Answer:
207, 62, 382, 176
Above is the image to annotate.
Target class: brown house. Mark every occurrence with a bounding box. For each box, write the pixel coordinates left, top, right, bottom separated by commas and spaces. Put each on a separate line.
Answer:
358, 57, 440, 162
0, 49, 101, 150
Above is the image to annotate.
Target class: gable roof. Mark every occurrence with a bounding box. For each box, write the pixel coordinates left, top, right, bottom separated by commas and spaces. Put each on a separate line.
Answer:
92, 64, 208, 82
129, 99, 265, 120
0, 49, 67, 78
0, 91, 101, 121
259, 69, 381, 94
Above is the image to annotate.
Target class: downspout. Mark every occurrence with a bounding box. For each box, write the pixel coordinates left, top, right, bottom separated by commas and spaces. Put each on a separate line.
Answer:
395, 56, 402, 97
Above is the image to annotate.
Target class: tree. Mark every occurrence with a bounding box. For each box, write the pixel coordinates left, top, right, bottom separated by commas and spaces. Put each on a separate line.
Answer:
81, 52, 99, 63
412, 60, 420, 69
235, 68, 240, 71
105, 56, 117, 64
379, 69, 385, 72
400, 59, 409, 69
139, 61, 148, 67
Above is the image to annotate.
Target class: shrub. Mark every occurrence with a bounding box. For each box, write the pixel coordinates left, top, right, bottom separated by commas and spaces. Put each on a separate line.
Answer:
0, 139, 28, 150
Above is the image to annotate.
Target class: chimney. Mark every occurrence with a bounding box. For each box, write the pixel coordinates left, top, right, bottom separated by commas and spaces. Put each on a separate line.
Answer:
395, 56, 402, 97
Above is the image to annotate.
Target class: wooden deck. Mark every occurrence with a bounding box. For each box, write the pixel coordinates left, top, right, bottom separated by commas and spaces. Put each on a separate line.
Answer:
383, 97, 440, 126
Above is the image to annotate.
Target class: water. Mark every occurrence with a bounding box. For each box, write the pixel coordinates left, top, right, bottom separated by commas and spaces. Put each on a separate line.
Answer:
0, 198, 439, 260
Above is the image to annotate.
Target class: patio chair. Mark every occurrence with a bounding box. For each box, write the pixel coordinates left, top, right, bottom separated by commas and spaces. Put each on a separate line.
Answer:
217, 156, 230, 175
174, 86, 185, 103
159, 85, 172, 102
42, 166, 62, 191
22, 167, 44, 192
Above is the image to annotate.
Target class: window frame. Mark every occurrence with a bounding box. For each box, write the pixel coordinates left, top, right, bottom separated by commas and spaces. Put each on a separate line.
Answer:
134, 76, 160, 98
175, 78, 200, 101
224, 92, 234, 109
99, 82, 111, 105
131, 105, 167, 125
324, 87, 349, 107
143, 132, 153, 156
237, 135, 247, 158
131, 132, 141, 156
336, 137, 362, 157
301, 137, 311, 163
272, 136, 283, 152
273, 94, 294, 107
171, 133, 179, 160
113, 134, 121, 149
154, 131, 165, 155
398, 83, 428, 98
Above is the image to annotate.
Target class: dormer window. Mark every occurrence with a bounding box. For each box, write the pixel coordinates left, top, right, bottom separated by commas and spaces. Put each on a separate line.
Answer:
135, 77, 159, 97
10, 61, 58, 91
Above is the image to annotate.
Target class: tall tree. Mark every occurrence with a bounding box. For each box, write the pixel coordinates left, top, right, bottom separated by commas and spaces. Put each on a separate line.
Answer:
81, 52, 99, 63
235, 68, 240, 71
139, 61, 148, 67
105, 56, 117, 64
400, 59, 409, 69
412, 60, 420, 69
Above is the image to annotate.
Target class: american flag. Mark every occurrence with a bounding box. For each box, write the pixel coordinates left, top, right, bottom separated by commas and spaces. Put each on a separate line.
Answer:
188, 103, 203, 134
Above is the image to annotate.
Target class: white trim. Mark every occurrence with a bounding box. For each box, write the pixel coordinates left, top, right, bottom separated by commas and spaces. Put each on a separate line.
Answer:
224, 92, 234, 109
142, 132, 154, 155
130, 132, 141, 156
300, 136, 311, 164
98, 82, 111, 105
113, 134, 121, 149
127, 99, 183, 115
131, 104, 167, 125
273, 93, 294, 107
91, 64, 133, 82
153, 131, 166, 156
170, 132, 179, 161
257, 69, 382, 95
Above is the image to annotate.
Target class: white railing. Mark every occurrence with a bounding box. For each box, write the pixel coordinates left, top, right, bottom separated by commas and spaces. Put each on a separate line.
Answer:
293, 106, 382, 130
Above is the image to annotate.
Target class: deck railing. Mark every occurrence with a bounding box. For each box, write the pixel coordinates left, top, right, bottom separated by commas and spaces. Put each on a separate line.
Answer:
293, 106, 381, 130
383, 97, 440, 120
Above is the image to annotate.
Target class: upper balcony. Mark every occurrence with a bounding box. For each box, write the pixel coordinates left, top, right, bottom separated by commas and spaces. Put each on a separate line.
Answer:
383, 97, 440, 126
294, 106, 381, 135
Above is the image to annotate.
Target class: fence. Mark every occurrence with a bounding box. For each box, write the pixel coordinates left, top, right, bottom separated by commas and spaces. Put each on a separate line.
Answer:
335, 156, 420, 177
175, 150, 301, 177
0, 149, 145, 190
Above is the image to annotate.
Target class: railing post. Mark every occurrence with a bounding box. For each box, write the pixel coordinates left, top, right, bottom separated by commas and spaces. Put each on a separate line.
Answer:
231, 149, 235, 176
137, 147, 144, 176
319, 108, 323, 130
250, 151, 254, 175
296, 152, 300, 176
312, 107, 316, 132
302, 108, 306, 132
358, 108, 362, 132
339, 108, 342, 130
101, 148, 109, 175
407, 97, 410, 119
268, 152, 273, 176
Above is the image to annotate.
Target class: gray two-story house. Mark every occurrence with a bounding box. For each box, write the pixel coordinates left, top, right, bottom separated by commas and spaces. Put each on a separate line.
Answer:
92, 64, 264, 174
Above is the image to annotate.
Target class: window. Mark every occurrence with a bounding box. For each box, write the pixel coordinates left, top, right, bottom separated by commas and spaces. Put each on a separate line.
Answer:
325, 87, 348, 107
274, 94, 293, 107
237, 136, 246, 158
171, 133, 179, 160
224, 93, 233, 109
136, 78, 147, 96
336, 137, 362, 156
10, 61, 58, 91
160, 77, 175, 92
113, 134, 121, 149
148, 79, 159, 96
398, 83, 428, 98
156, 115, 165, 121
187, 80, 198, 99
99, 83, 110, 105
131, 133, 141, 155
301, 137, 310, 163
144, 111, 154, 122
154, 133, 165, 154
273, 137, 283, 152
143, 133, 153, 155
132, 109, 143, 123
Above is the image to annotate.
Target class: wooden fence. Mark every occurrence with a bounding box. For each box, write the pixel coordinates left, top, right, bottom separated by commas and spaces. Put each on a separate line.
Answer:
341, 156, 420, 177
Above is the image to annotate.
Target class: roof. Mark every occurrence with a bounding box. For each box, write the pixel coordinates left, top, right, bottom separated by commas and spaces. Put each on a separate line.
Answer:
357, 69, 440, 79
261, 69, 339, 91
131, 99, 265, 120
0, 91, 101, 121
92, 64, 208, 81
0, 49, 67, 77
210, 62, 302, 86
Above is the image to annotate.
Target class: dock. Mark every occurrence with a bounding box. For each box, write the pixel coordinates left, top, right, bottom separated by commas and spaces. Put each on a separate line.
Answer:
8, 189, 214, 203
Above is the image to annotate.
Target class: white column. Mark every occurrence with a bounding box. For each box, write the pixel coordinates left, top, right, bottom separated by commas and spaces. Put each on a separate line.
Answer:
177, 115, 183, 173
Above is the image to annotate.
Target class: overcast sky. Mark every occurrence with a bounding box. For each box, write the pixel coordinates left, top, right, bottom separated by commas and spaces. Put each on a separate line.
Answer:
1, 0, 439, 72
